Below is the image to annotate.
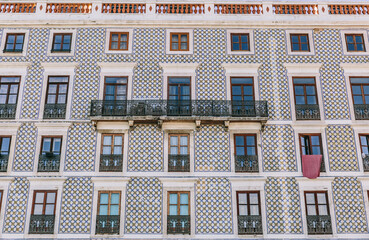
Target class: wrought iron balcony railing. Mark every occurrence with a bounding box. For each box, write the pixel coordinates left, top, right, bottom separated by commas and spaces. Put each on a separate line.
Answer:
0, 104, 16, 119
99, 154, 123, 172
363, 154, 369, 172
90, 100, 268, 118
43, 103, 66, 119
306, 215, 332, 235
295, 104, 320, 120
238, 215, 263, 235
168, 154, 190, 172
96, 215, 120, 235
0, 154, 8, 172
38, 153, 60, 172
167, 215, 190, 234
354, 104, 369, 120
235, 155, 259, 173
29, 215, 55, 234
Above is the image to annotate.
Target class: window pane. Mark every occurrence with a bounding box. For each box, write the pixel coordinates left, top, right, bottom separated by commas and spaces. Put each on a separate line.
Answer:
235, 136, 244, 146
243, 86, 253, 95
306, 96, 316, 104
232, 35, 239, 43
311, 136, 320, 145
306, 86, 316, 95
236, 147, 245, 155
180, 205, 189, 215
317, 193, 327, 204
169, 193, 177, 204
250, 205, 259, 215
355, 35, 363, 43
7, 35, 15, 43
318, 205, 328, 215
307, 205, 317, 215
169, 205, 177, 215
346, 35, 354, 43
293, 78, 315, 84
351, 78, 369, 84
296, 96, 305, 105
180, 193, 188, 204
348, 44, 355, 51
238, 193, 247, 204
232, 43, 239, 51
100, 193, 109, 204
305, 193, 315, 204
63, 35, 71, 43
361, 136, 368, 146
7, 95, 17, 104
300, 35, 308, 42
232, 86, 241, 95
249, 193, 259, 204
169, 77, 190, 84
46, 192, 56, 203
170, 136, 178, 146
111, 193, 120, 204
312, 146, 321, 155
291, 35, 299, 43
59, 84, 67, 94
10, 85, 18, 94
292, 43, 300, 51
35, 192, 45, 203
180, 147, 188, 154
113, 146, 122, 154
294, 86, 304, 95
16, 35, 24, 43
357, 44, 364, 51
111, 34, 119, 41
246, 136, 255, 146
114, 136, 122, 146
239, 205, 247, 215
180, 34, 187, 42
364, 86, 369, 94
171, 34, 178, 42
1, 138, 10, 153
53, 138, 61, 152
180, 136, 188, 146
48, 84, 57, 94
241, 43, 248, 50
103, 136, 112, 145
180, 42, 188, 50
170, 147, 177, 154
240, 34, 248, 43
42, 138, 52, 152
54, 35, 62, 43
247, 147, 256, 155
110, 205, 119, 215
354, 96, 364, 104
111, 42, 118, 49
171, 42, 178, 50
45, 205, 55, 214
99, 205, 108, 215
102, 146, 111, 155
33, 204, 43, 215
231, 78, 253, 84
57, 95, 66, 104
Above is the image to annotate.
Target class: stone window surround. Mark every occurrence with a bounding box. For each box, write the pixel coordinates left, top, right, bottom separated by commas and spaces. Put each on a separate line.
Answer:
340, 29, 369, 56
47, 29, 77, 57
104, 28, 133, 54
285, 29, 315, 56
0, 29, 30, 57
226, 29, 255, 55
165, 29, 194, 55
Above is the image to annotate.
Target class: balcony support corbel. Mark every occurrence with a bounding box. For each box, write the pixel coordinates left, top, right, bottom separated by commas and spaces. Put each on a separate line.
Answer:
128, 120, 134, 130
158, 120, 163, 129
224, 121, 230, 131
195, 120, 201, 130
261, 121, 267, 132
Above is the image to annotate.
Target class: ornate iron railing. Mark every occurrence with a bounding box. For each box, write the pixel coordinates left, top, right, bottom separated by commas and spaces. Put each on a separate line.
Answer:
167, 215, 190, 234
90, 100, 268, 118
306, 215, 332, 235
363, 155, 369, 172
43, 104, 66, 119
0, 154, 8, 172
96, 215, 120, 235
168, 154, 190, 172
29, 215, 55, 234
238, 215, 263, 235
0, 104, 16, 119
99, 154, 123, 172
295, 104, 320, 120
235, 155, 259, 172
354, 104, 369, 120
38, 153, 60, 172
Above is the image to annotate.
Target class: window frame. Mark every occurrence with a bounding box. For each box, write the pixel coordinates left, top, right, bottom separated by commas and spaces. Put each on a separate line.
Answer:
168, 133, 190, 155
304, 191, 330, 216
292, 77, 318, 106
170, 32, 189, 52
31, 190, 57, 215
340, 30, 369, 56
40, 136, 62, 155
166, 29, 193, 55
45, 76, 69, 105
167, 76, 191, 100
103, 76, 128, 101
0, 190, 3, 213
298, 133, 323, 156
0, 76, 21, 105
167, 191, 190, 216
236, 191, 261, 216
230, 33, 250, 52
0, 135, 11, 155
234, 134, 257, 156
290, 34, 310, 52
230, 77, 255, 101
109, 32, 129, 51
226, 29, 255, 55
350, 76, 369, 105
359, 134, 369, 156
345, 34, 366, 52
97, 191, 121, 216
285, 30, 315, 56
51, 33, 73, 53
4, 33, 25, 53
101, 134, 124, 156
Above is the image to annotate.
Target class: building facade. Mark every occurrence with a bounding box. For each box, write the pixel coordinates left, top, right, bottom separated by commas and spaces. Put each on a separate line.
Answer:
0, 0, 369, 238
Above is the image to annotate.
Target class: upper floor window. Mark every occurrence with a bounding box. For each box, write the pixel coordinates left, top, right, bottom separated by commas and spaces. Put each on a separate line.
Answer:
290, 34, 310, 52
167, 191, 190, 234
0, 190, 2, 212
4, 33, 25, 53
170, 33, 189, 51
103, 77, 127, 101
359, 134, 369, 172
168, 134, 190, 172
44, 76, 69, 119
29, 190, 57, 234
0, 136, 11, 172
96, 191, 121, 235
350, 77, 369, 105
51, 33, 72, 52
234, 134, 258, 173
293, 77, 320, 120
231, 33, 250, 51
236, 191, 262, 235
345, 34, 365, 52
100, 134, 123, 172
38, 136, 62, 172
300, 134, 325, 172
109, 32, 128, 51
167, 77, 191, 115
0, 76, 20, 105
231, 77, 254, 101
304, 191, 332, 235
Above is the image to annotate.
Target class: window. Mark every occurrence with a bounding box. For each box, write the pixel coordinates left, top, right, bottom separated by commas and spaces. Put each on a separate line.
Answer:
96, 191, 121, 234
168, 134, 190, 172
299, 134, 325, 172
167, 191, 190, 234
290, 34, 310, 52
345, 34, 365, 52
51, 33, 72, 52
231, 33, 250, 51
236, 191, 262, 234
109, 32, 128, 51
0, 190, 2, 212
293, 77, 320, 120
4, 33, 25, 53
38, 137, 62, 172
170, 33, 189, 51
0, 76, 20, 105
29, 190, 57, 234
103, 77, 127, 101
304, 191, 332, 234
100, 134, 123, 172
350, 77, 369, 105
231, 77, 254, 101
0, 136, 11, 172
234, 134, 258, 172
44, 76, 69, 119
359, 134, 369, 172
168, 77, 191, 116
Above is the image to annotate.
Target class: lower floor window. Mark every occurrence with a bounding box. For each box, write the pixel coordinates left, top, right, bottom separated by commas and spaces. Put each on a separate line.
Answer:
29, 190, 57, 234
167, 191, 190, 234
305, 191, 332, 235
237, 191, 262, 235
96, 191, 121, 235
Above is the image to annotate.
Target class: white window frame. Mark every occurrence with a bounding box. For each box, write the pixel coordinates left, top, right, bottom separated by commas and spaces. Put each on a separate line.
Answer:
166, 29, 194, 55
340, 30, 369, 56
104, 28, 133, 54
0, 29, 30, 57
285, 30, 315, 56
160, 63, 198, 100
226, 29, 255, 55
47, 29, 77, 57
284, 63, 324, 122
39, 62, 77, 120
0, 123, 19, 174
0, 62, 30, 120
352, 127, 369, 173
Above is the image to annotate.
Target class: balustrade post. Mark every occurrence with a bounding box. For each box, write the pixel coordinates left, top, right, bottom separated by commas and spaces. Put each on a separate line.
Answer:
36, 1, 46, 14
147, 3, 155, 15
205, 3, 214, 15
263, 3, 273, 16
92, 0, 102, 16
319, 4, 329, 15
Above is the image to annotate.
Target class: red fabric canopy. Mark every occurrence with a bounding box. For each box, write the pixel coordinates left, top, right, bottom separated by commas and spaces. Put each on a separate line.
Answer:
302, 155, 322, 179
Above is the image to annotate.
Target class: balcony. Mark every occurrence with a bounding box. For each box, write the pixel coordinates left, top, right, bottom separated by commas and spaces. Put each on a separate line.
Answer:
90, 100, 268, 122
295, 104, 320, 120
354, 104, 369, 120
29, 215, 55, 234
167, 215, 190, 234
96, 215, 120, 235
99, 154, 123, 172
363, 154, 369, 172
38, 153, 60, 172
43, 104, 66, 119
238, 215, 263, 235
235, 155, 259, 173
168, 154, 190, 172
306, 215, 332, 235
0, 104, 16, 119
0, 154, 8, 172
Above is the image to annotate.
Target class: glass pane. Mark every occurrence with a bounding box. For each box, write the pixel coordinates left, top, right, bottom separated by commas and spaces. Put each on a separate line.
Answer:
16, 35, 24, 43
110, 205, 119, 215
236, 147, 245, 155
232, 86, 241, 95
113, 146, 122, 154
169, 193, 177, 204
103, 136, 112, 145
311, 136, 320, 145
312, 146, 321, 155
42, 138, 51, 152
59, 84, 67, 94
1, 138, 10, 153
105, 77, 127, 84
362, 147, 368, 155
49, 76, 68, 83
238, 193, 247, 204
168, 77, 190, 84
243, 86, 253, 95
292, 43, 300, 51
306, 86, 316, 95
294, 86, 304, 95
33, 204, 43, 215
246, 136, 255, 146
35, 192, 45, 203
170, 136, 178, 146
120, 34, 127, 41
114, 136, 122, 146
317, 193, 327, 204
7, 35, 15, 43
117, 85, 126, 96
318, 205, 328, 215
180, 34, 187, 42
247, 147, 256, 155
232, 35, 239, 43
239, 205, 247, 215
54, 35, 62, 44
249, 193, 259, 204
365, 96, 369, 104
180, 193, 188, 204
348, 44, 355, 51
7, 95, 17, 104
351, 78, 369, 84
346, 35, 354, 43
10, 85, 18, 94
361, 136, 368, 146
180, 205, 189, 215
171, 34, 178, 42
180, 42, 188, 50
171, 42, 178, 50
53, 138, 61, 152
46, 192, 56, 203
301, 44, 309, 51
296, 96, 305, 105
293, 78, 315, 84
99, 205, 108, 215
53, 43, 61, 50
231, 78, 253, 84
102, 147, 111, 155
300, 35, 308, 42
291, 35, 299, 43
355, 35, 363, 43
241, 43, 248, 50
180, 136, 188, 146
232, 43, 239, 51
307, 205, 317, 215
354, 96, 364, 104
170, 147, 177, 154
357, 44, 364, 51
100, 193, 109, 204
0, 85, 7, 94
305, 193, 315, 204
111, 42, 118, 49
306, 96, 316, 104
62, 43, 70, 51
363, 86, 369, 94
111, 34, 119, 41
180, 147, 188, 154
0, 95, 6, 104
63, 35, 71, 43
57, 95, 66, 104
45, 205, 55, 215
169, 86, 178, 96
169, 205, 177, 215
47, 95, 56, 104
240, 34, 248, 42
250, 205, 259, 215
111, 193, 120, 204
15, 43, 23, 50
181, 86, 190, 96
48, 84, 57, 94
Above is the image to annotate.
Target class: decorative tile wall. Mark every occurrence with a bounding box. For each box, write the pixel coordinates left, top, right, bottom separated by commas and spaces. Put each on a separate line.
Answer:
195, 177, 233, 234
265, 177, 303, 234
59, 177, 93, 233
326, 125, 359, 171
64, 123, 96, 172
3, 178, 29, 233
125, 177, 162, 233
195, 125, 230, 172
332, 177, 368, 233
261, 125, 297, 172
12, 123, 37, 172
128, 124, 163, 172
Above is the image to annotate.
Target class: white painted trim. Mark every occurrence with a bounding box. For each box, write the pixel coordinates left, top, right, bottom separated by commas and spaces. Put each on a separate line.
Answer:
352, 127, 368, 174
0, 28, 30, 57
165, 29, 194, 55
285, 29, 315, 56
226, 29, 255, 55
46, 29, 77, 57
0, 126, 18, 175
104, 28, 133, 54
340, 29, 369, 56
0, 177, 12, 238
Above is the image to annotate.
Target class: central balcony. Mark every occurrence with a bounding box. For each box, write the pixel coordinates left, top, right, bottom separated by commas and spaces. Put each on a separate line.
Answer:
99, 154, 123, 172
354, 104, 369, 120
43, 104, 66, 119
96, 215, 120, 235
235, 155, 259, 173
0, 104, 16, 119
237, 215, 263, 235
29, 215, 55, 234
306, 215, 332, 235
90, 100, 268, 122
0, 154, 8, 172
37, 153, 60, 172
295, 104, 320, 120
168, 154, 190, 172
167, 215, 190, 234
